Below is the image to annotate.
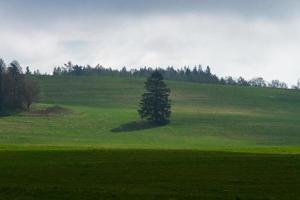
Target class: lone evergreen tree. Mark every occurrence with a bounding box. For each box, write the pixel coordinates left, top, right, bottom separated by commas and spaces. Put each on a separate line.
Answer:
138, 71, 171, 125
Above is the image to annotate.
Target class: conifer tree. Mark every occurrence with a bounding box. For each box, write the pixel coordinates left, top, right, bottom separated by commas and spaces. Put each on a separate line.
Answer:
138, 71, 171, 124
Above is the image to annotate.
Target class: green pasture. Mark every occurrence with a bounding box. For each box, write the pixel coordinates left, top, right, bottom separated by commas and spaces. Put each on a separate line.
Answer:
1, 75, 300, 199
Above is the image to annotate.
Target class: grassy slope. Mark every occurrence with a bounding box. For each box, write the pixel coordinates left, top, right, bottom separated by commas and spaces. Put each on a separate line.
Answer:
1, 75, 300, 199
0, 75, 300, 152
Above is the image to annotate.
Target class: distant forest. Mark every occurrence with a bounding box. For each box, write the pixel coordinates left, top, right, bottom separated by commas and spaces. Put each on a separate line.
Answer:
53, 62, 299, 89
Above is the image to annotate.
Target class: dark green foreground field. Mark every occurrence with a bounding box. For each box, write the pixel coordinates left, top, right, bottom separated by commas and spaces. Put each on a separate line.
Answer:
1, 76, 300, 199
1, 150, 300, 200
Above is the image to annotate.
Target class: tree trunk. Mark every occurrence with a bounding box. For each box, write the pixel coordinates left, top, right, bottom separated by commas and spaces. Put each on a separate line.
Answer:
27, 102, 31, 110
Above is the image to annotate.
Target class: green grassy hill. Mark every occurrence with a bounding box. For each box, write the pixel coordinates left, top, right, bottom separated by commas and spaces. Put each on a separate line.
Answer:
1, 75, 300, 199
0, 75, 300, 152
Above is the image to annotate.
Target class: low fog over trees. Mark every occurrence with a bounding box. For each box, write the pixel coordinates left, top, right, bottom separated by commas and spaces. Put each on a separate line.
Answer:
0, 59, 40, 112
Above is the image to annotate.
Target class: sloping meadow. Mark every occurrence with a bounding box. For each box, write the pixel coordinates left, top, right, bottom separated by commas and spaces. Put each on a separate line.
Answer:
0, 75, 299, 152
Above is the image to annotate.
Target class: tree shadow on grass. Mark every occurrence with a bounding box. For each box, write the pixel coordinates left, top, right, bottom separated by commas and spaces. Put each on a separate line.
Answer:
0, 110, 21, 118
111, 121, 161, 133
0, 112, 10, 118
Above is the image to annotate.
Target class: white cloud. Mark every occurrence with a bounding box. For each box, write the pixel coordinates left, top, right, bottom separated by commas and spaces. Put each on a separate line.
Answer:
0, 13, 300, 85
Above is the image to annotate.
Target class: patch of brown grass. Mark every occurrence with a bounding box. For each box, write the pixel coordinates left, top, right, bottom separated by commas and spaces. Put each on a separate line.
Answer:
30, 105, 72, 116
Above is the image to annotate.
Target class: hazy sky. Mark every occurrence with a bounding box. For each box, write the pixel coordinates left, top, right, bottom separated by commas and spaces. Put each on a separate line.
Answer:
0, 0, 300, 85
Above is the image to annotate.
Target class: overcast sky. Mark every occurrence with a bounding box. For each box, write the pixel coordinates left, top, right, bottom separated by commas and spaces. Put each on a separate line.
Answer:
0, 0, 300, 85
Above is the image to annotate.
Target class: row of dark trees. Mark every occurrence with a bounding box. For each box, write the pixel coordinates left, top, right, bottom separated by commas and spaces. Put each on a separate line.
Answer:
0, 59, 40, 112
221, 76, 288, 89
53, 62, 291, 89
53, 62, 220, 84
